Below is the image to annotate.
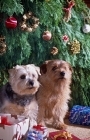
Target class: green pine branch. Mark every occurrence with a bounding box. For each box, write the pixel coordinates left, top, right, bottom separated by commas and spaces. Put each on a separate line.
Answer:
0, 0, 24, 15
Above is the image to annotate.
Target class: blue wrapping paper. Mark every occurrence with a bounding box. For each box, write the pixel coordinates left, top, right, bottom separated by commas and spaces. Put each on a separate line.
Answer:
26, 130, 43, 140
69, 105, 90, 126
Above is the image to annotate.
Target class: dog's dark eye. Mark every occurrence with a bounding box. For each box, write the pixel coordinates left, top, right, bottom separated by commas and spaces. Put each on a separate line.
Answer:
52, 66, 57, 71
20, 74, 26, 79
32, 74, 35, 78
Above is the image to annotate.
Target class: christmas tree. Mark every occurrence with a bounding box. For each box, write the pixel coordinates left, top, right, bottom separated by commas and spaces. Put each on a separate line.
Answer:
0, 0, 90, 107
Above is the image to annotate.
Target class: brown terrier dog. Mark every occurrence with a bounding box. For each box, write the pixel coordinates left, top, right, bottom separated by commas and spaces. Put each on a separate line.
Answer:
37, 59, 73, 129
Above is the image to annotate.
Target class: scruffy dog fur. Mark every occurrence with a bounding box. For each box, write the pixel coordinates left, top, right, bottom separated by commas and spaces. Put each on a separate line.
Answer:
37, 59, 73, 129
0, 64, 40, 127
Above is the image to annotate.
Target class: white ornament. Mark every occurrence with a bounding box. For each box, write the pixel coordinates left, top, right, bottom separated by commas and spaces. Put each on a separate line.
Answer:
82, 24, 90, 33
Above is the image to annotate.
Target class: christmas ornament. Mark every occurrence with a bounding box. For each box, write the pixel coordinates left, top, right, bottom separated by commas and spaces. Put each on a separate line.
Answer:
42, 30, 52, 41
20, 12, 39, 32
62, 35, 69, 42
51, 47, 58, 55
0, 36, 7, 55
82, 24, 90, 33
5, 17, 17, 29
68, 39, 80, 54
63, 0, 75, 22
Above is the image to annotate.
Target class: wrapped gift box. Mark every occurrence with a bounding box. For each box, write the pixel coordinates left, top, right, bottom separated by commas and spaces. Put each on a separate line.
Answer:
26, 129, 43, 140
0, 114, 29, 140
26, 125, 47, 140
69, 105, 90, 126
49, 130, 81, 140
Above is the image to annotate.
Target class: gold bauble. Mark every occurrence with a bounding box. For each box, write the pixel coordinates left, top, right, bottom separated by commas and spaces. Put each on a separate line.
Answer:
69, 39, 80, 54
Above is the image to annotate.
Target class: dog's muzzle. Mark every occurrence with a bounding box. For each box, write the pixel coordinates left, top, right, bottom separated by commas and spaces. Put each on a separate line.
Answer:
28, 79, 34, 86
60, 71, 65, 78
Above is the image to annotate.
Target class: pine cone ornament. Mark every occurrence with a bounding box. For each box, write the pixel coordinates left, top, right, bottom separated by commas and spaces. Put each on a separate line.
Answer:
51, 47, 58, 55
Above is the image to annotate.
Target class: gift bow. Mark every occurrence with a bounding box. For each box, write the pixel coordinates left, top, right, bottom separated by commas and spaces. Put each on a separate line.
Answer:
33, 125, 46, 132
54, 131, 72, 140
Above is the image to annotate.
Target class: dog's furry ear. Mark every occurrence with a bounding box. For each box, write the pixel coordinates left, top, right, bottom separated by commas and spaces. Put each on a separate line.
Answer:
31, 64, 41, 75
35, 66, 41, 75
40, 60, 51, 74
68, 63, 73, 73
40, 63, 47, 74
8, 65, 20, 76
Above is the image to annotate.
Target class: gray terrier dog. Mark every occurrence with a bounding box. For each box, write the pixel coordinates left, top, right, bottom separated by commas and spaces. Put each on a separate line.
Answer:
0, 64, 40, 128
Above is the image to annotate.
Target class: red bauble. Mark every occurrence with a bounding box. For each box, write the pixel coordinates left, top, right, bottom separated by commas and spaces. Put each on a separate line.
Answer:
42, 30, 52, 41
5, 17, 17, 29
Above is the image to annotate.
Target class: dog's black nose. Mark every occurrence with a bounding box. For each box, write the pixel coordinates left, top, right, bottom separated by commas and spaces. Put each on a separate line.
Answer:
60, 71, 65, 77
29, 79, 34, 86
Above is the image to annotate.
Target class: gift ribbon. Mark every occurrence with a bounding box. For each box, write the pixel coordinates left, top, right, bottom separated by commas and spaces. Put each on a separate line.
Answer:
12, 124, 21, 140
54, 133, 65, 140
33, 125, 45, 132
63, 0, 75, 22
53, 131, 72, 140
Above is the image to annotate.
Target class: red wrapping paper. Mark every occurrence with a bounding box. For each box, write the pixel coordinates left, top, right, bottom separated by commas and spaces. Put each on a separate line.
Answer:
49, 130, 81, 140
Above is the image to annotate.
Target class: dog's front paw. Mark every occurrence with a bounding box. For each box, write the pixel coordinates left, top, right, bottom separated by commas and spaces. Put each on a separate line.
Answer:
53, 122, 67, 130
58, 123, 67, 130
37, 120, 46, 126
